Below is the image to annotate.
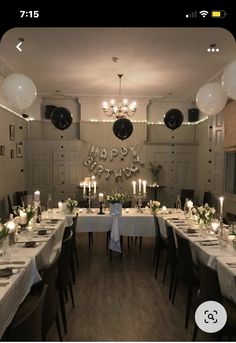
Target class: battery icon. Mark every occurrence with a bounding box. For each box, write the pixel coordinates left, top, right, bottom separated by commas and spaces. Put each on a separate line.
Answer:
211, 10, 227, 18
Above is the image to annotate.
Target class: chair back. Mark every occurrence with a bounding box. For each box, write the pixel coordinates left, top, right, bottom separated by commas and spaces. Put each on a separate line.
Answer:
7, 194, 14, 215
58, 229, 73, 290
198, 259, 222, 303
15, 190, 28, 207
154, 216, 165, 246
180, 189, 194, 209
40, 253, 60, 338
72, 213, 78, 250
63, 221, 73, 240
166, 224, 177, 264
6, 283, 47, 341
176, 233, 194, 285
203, 191, 212, 207
122, 200, 132, 208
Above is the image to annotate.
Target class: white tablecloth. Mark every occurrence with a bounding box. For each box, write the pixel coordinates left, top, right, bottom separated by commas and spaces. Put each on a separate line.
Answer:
0, 218, 66, 338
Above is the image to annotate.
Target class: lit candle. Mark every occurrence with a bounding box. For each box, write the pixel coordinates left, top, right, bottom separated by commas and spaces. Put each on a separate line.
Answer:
83, 182, 86, 194
88, 181, 91, 192
162, 206, 167, 213
93, 181, 97, 194
58, 202, 63, 210
99, 193, 104, 202
187, 200, 193, 209
138, 179, 142, 192
219, 196, 224, 217
132, 181, 136, 195
143, 180, 147, 194
34, 190, 40, 202
20, 211, 27, 225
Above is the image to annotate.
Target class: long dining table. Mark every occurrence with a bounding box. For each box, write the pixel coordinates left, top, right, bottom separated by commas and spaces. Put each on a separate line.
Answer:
54, 207, 236, 305
0, 218, 66, 338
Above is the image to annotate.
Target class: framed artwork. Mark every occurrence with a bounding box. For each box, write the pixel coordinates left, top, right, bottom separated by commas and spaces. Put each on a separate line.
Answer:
10, 149, 14, 159
0, 146, 5, 156
9, 125, 15, 141
16, 143, 23, 158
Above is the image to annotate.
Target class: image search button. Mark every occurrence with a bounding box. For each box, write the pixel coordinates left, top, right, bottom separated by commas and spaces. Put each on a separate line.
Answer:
195, 301, 227, 333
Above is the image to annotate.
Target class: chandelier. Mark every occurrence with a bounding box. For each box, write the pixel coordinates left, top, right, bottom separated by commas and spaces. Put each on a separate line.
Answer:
102, 74, 137, 118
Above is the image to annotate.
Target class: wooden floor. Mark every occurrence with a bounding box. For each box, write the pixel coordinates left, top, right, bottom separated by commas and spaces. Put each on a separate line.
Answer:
48, 232, 196, 341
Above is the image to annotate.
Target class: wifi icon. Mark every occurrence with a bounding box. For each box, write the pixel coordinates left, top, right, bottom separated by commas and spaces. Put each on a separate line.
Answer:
199, 10, 209, 17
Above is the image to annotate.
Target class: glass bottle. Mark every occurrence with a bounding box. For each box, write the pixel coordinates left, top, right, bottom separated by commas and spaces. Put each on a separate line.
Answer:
176, 194, 181, 211
46, 194, 53, 220
36, 206, 41, 223
184, 198, 189, 214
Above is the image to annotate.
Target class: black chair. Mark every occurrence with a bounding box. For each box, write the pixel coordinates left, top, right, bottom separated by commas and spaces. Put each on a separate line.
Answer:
202, 191, 212, 206
15, 190, 28, 207
162, 224, 178, 300
7, 194, 14, 215
154, 216, 167, 278
71, 213, 79, 283
40, 254, 63, 341
5, 282, 47, 341
172, 233, 199, 329
58, 227, 75, 334
180, 189, 194, 209
193, 259, 236, 341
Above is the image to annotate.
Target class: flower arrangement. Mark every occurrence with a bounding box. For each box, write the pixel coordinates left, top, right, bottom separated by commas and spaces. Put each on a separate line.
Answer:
66, 198, 78, 213
0, 224, 9, 241
106, 193, 127, 204
18, 205, 36, 225
149, 162, 162, 180
148, 200, 161, 213
192, 203, 216, 225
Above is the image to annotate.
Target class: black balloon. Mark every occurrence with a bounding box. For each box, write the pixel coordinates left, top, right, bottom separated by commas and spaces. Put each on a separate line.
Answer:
113, 118, 133, 140
51, 107, 73, 130
164, 108, 183, 130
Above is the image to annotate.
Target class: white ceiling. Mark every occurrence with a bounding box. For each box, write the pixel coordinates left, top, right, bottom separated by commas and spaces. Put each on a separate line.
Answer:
0, 27, 235, 101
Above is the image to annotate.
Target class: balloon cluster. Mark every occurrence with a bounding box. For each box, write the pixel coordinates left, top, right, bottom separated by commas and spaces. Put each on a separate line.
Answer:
2, 73, 37, 111
196, 60, 236, 116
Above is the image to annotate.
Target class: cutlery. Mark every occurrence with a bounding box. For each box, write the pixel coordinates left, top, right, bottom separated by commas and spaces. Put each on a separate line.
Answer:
186, 234, 200, 237
0, 261, 25, 265
0, 282, 9, 286
226, 262, 236, 266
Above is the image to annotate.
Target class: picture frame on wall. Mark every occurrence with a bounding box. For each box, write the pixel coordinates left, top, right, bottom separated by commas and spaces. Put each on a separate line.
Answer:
9, 125, 15, 141
10, 149, 14, 159
0, 146, 5, 156
16, 143, 23, 158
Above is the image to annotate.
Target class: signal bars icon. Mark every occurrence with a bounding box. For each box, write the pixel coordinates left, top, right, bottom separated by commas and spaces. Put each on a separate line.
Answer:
185, 11, 197, 18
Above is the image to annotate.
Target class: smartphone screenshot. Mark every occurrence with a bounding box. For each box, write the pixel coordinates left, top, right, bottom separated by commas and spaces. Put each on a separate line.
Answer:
0, 4, 235, 342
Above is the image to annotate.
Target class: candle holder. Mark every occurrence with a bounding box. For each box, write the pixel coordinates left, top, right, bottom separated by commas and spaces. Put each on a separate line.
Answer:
98, 202, 105, 215
83, 191, 96, 213
133, 192, 146, 213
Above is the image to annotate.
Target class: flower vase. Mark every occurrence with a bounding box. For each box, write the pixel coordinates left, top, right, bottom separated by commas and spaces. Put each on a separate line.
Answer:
67, 207, 75, 215
199, 222, 208, 238
110, 203, 122, 216
151, 209, 157, 216
0, 238, 9, 257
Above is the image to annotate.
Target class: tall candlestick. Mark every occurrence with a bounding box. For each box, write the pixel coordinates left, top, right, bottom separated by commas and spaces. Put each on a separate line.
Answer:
83, 182, 86, 194
143, 180, 147, 194
34, 190, 40, 202
219, 196, 224, 217
138, 179, 142, 192
94, 181, 96, 194
132, 181, 136, 195
99, 193, 104, 202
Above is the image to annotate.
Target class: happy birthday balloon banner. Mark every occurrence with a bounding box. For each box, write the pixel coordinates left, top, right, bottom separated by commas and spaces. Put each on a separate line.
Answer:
83, 145, 145, 181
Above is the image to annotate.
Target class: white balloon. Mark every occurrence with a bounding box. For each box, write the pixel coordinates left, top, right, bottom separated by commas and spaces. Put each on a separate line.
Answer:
2, 73, 37, 110
222, 60, 236, 100
196, 82, 227, 116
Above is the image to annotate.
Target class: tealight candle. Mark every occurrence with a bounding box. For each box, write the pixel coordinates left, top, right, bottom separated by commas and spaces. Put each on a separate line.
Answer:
58, 202, 63, 210
20, 211, 27, 225
187, 200, 193, 209
34, 190, 40, 202
125, 208, 129, 213
162, 206, 167, 212
79, 209, 83, 213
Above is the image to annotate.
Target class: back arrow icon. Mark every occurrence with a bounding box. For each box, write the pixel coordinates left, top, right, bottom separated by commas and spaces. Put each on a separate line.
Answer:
16, 42, 22, 52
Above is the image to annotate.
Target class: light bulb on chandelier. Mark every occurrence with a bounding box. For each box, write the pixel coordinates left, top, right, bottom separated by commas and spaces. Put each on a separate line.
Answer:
102, 74, 137, 118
